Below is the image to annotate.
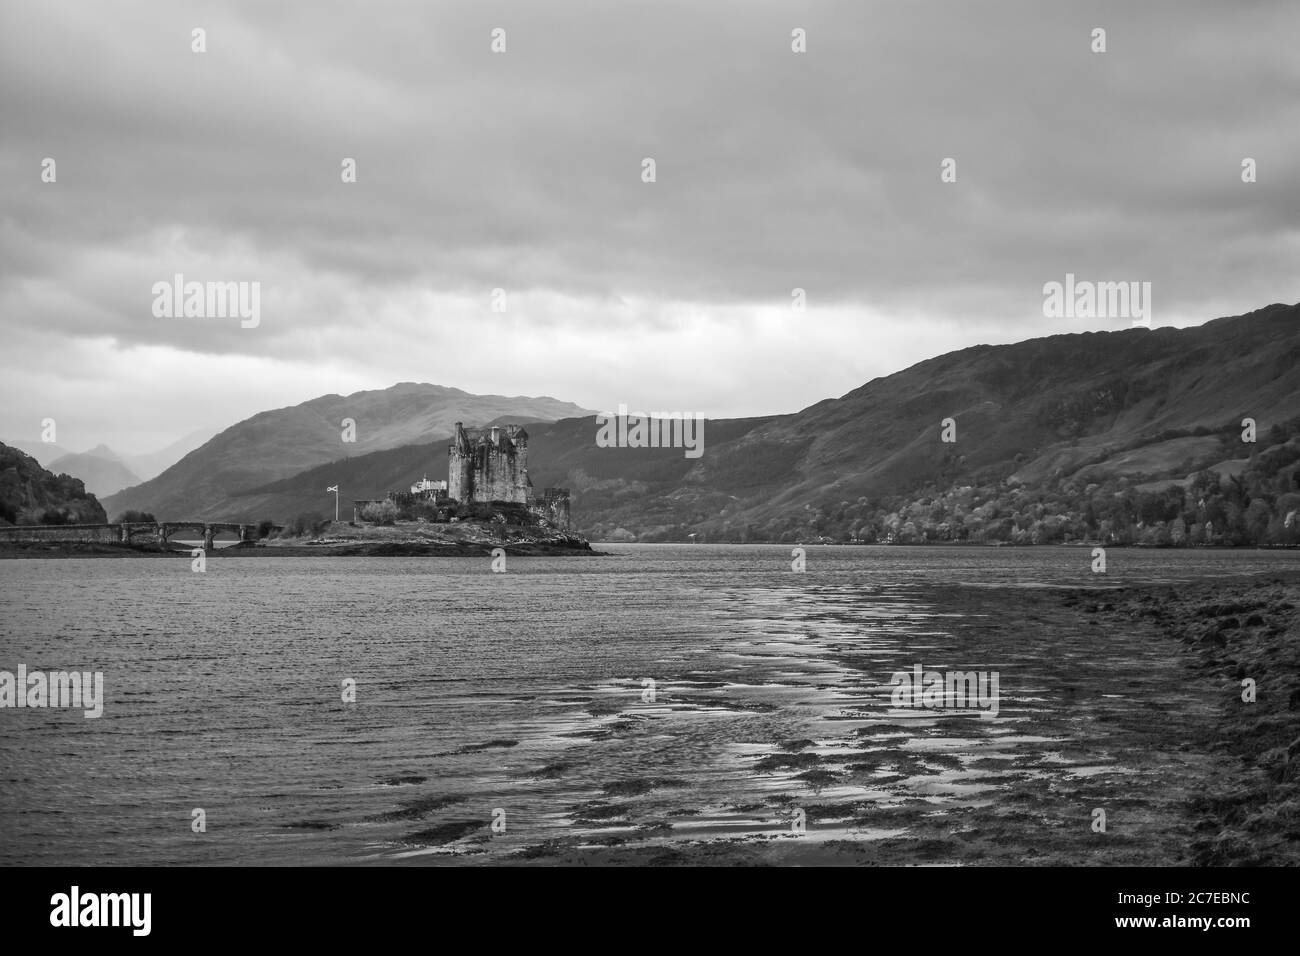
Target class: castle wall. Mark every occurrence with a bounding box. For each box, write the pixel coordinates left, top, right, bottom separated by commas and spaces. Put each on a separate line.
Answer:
530, 488, 571, 530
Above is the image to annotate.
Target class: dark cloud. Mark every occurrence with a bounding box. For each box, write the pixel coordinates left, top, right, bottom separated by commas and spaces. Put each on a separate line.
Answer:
1, 0, 1296, 452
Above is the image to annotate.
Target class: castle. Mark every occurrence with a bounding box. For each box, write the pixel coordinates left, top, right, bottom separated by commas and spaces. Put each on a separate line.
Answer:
447, 422, 570, 528
353, 423, 569, 528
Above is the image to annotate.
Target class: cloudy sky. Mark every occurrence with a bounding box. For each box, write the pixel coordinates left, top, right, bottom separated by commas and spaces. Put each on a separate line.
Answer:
2, 0, 1297, 455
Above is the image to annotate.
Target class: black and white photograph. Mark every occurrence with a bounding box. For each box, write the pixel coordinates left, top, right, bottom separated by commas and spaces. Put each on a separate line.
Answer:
1, 0, 1296, 935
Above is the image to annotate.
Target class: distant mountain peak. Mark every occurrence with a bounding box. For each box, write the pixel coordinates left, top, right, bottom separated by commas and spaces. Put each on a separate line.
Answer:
82, 443, 122, 462
47, 447, 141, 498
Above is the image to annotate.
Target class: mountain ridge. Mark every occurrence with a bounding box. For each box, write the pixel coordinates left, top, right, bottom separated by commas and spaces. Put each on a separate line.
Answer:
101, 304, 1300, 544
103, 384, 595, 520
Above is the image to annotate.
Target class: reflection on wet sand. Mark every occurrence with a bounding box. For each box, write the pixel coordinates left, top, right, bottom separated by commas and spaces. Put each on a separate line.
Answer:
359, 581, 1227, 864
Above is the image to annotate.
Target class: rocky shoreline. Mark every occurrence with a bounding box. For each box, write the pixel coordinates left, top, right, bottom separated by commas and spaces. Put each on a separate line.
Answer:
0, 540, 598, 558
0, 520, 599, 558
1075, 572, 1300, 865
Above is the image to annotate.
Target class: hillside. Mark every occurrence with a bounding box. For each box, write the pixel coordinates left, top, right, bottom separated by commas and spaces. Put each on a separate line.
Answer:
0, 443, 107, 525
103, 384, 593, 520
49, 445, 141, 497
122, 429, 216, 482
632, 301, 1300, 543
212, 441, 446, 524
238, 303, 1300, 544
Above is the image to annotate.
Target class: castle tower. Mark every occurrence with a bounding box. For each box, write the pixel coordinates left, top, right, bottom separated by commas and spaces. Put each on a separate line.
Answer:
508, 426, 529, 492
447, 421, 532, 504
447, 422, 474, 502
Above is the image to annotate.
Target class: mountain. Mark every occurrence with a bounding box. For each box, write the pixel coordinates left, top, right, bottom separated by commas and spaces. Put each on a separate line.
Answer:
0, 443, 107, 525
229, 302, 1300, 544
202, 441, 447, 524
5, 431, 216, 486
49, 445, 142, 497
549, 302, 1300, 543
120, 429, 217, 482
102, 384, 594, 520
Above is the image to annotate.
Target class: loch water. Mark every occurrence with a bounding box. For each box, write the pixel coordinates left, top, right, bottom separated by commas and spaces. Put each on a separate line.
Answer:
1, 545, 1296, 864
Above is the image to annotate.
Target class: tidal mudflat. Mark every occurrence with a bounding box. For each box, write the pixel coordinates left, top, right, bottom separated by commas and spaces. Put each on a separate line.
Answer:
2, 547, 1296, 866
404, 572, 1299, 866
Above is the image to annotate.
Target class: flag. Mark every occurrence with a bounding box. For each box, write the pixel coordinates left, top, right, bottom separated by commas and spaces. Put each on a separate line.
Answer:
326, 485, 338, 492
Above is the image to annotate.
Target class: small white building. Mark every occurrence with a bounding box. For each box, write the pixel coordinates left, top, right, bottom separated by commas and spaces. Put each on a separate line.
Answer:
410, 475, 448, 495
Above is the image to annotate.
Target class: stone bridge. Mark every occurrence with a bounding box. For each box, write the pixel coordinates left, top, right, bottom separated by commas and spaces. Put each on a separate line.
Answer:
0, 522, 281, 550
